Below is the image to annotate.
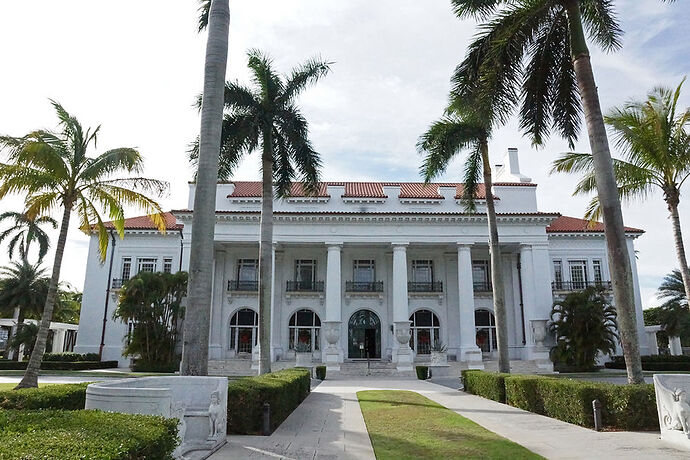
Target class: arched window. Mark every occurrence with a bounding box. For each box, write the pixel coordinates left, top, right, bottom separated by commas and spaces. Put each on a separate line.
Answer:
229, 308, 258, 353
409, 309, 440, 355
289, 309, 321, 352
475, 309, 497, 353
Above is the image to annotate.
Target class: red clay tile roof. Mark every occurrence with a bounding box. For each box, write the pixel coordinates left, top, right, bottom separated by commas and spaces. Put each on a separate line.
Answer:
546, 216, 643, 234
227, 181, 497, 199
104, 212, 182, 231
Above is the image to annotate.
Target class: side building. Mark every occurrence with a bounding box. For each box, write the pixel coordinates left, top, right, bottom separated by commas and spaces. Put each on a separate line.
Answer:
75, 149, 648, 371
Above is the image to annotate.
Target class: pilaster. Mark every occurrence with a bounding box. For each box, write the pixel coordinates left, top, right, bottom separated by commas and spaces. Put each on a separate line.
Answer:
457, 244, 482, 367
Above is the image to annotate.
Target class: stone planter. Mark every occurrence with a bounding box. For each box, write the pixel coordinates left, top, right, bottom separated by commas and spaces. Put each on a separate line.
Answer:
430, 351, 447, 366
85, 376, 227, 459
295, 351, 312, 367
530, 319, 548, 348
654, 374, 690, 449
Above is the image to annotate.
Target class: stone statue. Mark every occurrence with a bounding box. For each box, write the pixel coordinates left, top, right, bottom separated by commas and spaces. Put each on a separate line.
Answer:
661, 387, 690, 435
171, 402, 186, 457
208, 390, 224, 439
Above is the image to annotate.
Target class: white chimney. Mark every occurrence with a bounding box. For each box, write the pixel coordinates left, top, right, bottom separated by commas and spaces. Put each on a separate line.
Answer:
494, 148, 532, 183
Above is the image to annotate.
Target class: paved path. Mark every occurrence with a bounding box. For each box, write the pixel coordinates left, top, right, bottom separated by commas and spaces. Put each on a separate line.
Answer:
213, 376, 689, 460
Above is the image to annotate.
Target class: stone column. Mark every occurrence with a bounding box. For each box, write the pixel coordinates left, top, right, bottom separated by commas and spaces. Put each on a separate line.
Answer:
520, 244, 552, 370
324, 243, 343, 369
392, 244, 413, 371
457, 244, 482, 368
209, 249, 225, 360
627, 238, 650, 355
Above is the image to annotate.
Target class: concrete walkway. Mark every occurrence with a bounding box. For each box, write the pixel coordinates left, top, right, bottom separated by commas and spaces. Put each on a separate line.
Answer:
212, 376, 689, 460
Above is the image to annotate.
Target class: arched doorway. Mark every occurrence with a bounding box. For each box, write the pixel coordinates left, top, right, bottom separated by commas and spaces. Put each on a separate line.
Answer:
348, 310, 381, 359
288, 309, 321, 352
475, 309, 497, 354
229, 308, 258, 354
409, 309, 440, 355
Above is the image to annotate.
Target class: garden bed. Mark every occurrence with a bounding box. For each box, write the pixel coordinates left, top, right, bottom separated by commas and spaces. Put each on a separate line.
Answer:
0, 359, 118, 370
605, 355, 690, 371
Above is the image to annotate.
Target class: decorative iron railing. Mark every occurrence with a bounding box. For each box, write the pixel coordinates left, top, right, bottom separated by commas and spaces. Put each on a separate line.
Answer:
345, 281, 384, 292
407, 281, 443, 292
227, 280, 259, 291
286, 280, 325, 292
552, 281, 612, 291
111, 278, 128, 289
473, 281, 493, 292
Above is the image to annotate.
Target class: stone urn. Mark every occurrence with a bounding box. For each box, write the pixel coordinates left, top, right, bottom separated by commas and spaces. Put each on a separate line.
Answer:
531, 319, 548, 348
323, 321, 341, 350
394, 322, 412, 348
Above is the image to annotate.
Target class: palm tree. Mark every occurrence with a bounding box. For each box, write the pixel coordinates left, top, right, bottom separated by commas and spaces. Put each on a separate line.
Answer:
655, 269, 688, 338
0, 261, 48, 359
0, 101, 167, 389
418, 110, 510, 373
450, 0, 644, 383
552, 79, 690, 301
0, 211, 57, 262
180, 0, 230, 376
190, 50, 330, 374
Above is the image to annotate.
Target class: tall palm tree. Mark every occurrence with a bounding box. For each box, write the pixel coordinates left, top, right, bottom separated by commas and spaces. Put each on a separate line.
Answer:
0, 211, 57, 262
655, 269, 688, 338
0, 101, 167, 388
180, 0, 230, 376
450, 0, 644, 383
418, 110, 510, 373
552, 79, 690, 301
190, 50, 330, 374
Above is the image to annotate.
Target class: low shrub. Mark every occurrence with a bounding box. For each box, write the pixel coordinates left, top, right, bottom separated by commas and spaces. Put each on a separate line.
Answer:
43, 352, 100, 362
461, 369, 509, 403
0, 383, 88, 410
504, 375, 659, 430
605, 354, 690, 371
0, 360, 118, 370
132, 359, 179, 373
415, 366, 429, 380
0, 409, 178, 459
315, 365, 326, 380
227, 368, 311, 435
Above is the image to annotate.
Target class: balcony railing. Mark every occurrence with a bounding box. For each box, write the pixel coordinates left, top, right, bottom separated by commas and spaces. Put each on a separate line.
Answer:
408, 281, 443, 292
286, 280, 324, 292
227, 280, 259, 291
345, 281, 384, 292
111, 278, 128, 289
473, 281, 493, 292
552, 281, 612, 291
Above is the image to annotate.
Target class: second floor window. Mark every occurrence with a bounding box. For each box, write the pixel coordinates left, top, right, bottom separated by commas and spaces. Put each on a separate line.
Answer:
472, 260, 490, 289
353, 260, 375, 283
237, 259, 258, 281
295, 260, 316, 284
163, 258, 173, 274
137, 257, 157, 273
569, 260, 588, 288
412, 260, 433, 283
121, 257, 132, 280
553, 260, 563, 286
593, 259, 603, 283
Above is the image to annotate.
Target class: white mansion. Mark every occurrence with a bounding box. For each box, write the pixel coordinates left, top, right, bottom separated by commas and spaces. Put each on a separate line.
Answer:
75, 149, 649, 370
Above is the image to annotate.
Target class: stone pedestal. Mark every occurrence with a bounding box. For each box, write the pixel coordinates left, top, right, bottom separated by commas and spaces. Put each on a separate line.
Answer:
394, 321, 413, 372
654, 374, 690, 450
460, 346, 484, 370
323, 320, 342, 371
429, 364, 451, 377
529, 319, 553, 371
251, 345, 260, 371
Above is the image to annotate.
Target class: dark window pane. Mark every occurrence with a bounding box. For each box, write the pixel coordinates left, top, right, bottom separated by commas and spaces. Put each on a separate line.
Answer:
297, 310, 313, 326
416, 310, 432, 327
475, 309, 490, 326
238, 309, 255, 326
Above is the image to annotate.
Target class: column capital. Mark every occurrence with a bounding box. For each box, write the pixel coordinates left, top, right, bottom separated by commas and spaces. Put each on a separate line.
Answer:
392, 243, 409, 251
457, 243, 472, 252
326, 242, 343, 251
519, 243, 533, 251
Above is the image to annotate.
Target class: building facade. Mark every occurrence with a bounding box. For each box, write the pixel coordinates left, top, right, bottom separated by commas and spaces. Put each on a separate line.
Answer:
75, 149, 649, 369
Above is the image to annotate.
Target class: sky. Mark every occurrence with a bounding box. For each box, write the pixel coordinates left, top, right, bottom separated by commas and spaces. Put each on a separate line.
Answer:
0, 0, 688, 309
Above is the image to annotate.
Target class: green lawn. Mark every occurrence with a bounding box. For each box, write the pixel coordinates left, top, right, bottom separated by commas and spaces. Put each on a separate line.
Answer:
358, 390, 542, 460
0, 382, 57, 391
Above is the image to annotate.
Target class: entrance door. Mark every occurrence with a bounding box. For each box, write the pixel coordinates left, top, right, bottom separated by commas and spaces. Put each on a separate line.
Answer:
348, 310, 381, 359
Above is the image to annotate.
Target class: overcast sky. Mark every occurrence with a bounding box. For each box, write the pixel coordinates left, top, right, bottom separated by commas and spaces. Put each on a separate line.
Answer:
0, 1, 688, 309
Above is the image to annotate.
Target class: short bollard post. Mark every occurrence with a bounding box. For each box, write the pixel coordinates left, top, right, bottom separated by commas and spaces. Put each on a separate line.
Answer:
262, 402, 271, 435
592, 399, 602, 431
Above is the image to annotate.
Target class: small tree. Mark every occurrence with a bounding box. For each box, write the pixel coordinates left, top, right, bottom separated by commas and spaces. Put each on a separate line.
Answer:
114, 271, 187, 371
550, 287, 618, 371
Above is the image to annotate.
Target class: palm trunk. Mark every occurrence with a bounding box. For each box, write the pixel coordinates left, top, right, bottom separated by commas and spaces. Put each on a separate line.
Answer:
258, 130, 274, 375
15, 204, 72, 389
565, 0, 643, 384
668, 199, 690, 301
180, 0, 229, 376
481, 138, 510, 373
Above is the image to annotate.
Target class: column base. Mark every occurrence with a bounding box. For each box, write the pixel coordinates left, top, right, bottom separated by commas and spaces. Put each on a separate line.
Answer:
208, 345, 222, 360
524, 346, 553, 371
395, 348, 414, 372
460, 346, 484, 370
324, 347, 342, 371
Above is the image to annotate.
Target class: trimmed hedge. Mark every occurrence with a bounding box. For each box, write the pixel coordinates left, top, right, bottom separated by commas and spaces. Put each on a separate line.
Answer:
0, 383, 89, 410
0, 409, 178, 459
315, 366, 326, 380
43, 352, 100, 362
131, 360, 179, 373
227, 368, 311, 435
605, 354, 690, 371
415, 366, 429, 380
0, 360, 118, 370
461, 369, 509, 403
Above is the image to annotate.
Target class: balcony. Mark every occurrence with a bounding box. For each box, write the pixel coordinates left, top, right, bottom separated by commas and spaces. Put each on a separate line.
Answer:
286, 281, 324, 292
227, 280, 259, 292
408, 281, 443, 293
473, 281, 493, 293
346, 281, 384, 292
552, 281, 612, 292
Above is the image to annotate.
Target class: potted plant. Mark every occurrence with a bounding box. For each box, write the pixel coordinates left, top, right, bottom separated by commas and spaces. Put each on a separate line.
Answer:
294, 341, 312, 367
430, 341, 447, 366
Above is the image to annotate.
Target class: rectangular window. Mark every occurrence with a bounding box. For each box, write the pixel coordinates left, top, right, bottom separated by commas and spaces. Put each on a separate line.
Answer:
121, 257, 132, 280
569, 260, 588, 289
295, 260, 316, 283
353, 260, 375, 283
137, 257, 157, 273
237, 259, 259, 282
472, 260, 490, 290
553, 260, 563, 289
593, 259, 603, 284
412, 260, 433, 283
163, 258, 173, 274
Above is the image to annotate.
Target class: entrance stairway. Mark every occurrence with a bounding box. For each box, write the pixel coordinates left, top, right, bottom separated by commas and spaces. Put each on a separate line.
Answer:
208, 358, 550, 377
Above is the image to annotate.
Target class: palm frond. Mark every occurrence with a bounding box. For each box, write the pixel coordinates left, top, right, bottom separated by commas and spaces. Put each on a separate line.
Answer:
280, 57, 332, 105
580, 0, 622, 52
